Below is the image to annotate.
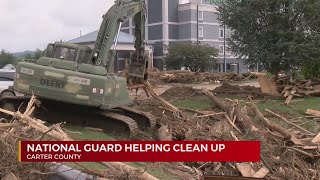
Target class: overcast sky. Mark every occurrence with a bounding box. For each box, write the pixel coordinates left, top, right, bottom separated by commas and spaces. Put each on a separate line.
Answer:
0, 0, 113, 52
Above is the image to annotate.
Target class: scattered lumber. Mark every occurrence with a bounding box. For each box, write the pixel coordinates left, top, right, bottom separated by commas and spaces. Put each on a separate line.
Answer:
277, 76, 320, 105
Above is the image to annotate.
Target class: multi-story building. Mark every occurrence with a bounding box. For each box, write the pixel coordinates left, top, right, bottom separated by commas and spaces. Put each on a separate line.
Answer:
121, 0, 248, 73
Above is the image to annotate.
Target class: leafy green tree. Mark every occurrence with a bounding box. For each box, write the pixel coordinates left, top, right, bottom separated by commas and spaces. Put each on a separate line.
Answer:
217, 0, 320, 78
0, 49, 17, 68
24, 49, 44, 60
165, 43, 218, 72
24, 53, 33, 59
33, 49, 44, 59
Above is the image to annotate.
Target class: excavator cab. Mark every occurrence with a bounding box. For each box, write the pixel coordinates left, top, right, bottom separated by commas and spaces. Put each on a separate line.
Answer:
44, 42, 92, 64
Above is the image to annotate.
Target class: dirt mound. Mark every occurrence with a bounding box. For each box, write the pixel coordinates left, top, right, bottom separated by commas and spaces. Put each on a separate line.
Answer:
160, 86, 197, 100
213, 83, 275, 98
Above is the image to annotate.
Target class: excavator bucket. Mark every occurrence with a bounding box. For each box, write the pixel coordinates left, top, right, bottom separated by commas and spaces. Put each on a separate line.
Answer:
127, 50, 149, 86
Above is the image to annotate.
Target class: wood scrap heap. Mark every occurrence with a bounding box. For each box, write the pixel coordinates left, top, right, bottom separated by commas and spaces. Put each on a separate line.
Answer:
276, 76, 320, 105
148, 70, 251, 84
140, 83, 320, 179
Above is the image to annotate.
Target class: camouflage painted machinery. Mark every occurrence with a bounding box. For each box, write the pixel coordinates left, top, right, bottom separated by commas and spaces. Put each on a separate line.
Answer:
0, 0, 155, 136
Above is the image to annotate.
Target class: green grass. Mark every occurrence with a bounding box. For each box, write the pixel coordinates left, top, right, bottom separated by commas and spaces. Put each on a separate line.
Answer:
173, 94, 320, 116
172, 95, 215, 110
257, 97, 320, 115
63, 125, 115, 141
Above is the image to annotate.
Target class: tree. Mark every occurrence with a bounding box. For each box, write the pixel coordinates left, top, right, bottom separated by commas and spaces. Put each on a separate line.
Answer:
24, 49, 44, 60
33, 49, 44, 59
0, 49, 17, 68
24, 53, 33, 59
165, 43, 218, 72
217, 0, 320, 77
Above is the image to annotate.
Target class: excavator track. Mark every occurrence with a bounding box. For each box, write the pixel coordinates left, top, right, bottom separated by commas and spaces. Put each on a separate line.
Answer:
99, 112, 139, 137
0, 96, 153, 137
114, 106, 157, 130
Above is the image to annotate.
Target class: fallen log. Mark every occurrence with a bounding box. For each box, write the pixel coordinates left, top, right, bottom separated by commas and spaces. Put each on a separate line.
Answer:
144, 81, 183, 117
248, 99, 302, 145
265, 109, 314, 135
201, 88, 255, 132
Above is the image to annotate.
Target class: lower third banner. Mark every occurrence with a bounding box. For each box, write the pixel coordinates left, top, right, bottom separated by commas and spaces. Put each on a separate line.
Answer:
19, 141, 260, 162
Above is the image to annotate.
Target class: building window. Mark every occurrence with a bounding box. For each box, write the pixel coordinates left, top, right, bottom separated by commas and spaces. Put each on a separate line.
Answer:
219, 28, 224, 38
179, 0, 189, 4
219, 45, 224, 55
198, 11, 203, 20
198, 27, 204, 38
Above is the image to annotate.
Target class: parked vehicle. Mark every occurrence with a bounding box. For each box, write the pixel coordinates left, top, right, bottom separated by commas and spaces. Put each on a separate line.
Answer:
0, 70, 15, 99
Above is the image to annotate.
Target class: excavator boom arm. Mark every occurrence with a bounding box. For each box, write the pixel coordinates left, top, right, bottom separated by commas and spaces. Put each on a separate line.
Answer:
92, 0, 146, 74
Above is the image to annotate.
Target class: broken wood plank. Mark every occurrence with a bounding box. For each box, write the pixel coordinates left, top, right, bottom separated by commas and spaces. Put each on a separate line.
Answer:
236, 163, 256, 177
230, 131, 239, 141
197, 112, 225, 118
285, 95, 293, 105
84, 127, 104, 132
311, 133, 320, 144
253, 166, 269, 178
302, 146, 320, 150
306, 109, 320, 117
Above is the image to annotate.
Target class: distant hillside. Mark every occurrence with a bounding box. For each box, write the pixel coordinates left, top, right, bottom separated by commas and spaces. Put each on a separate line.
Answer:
12, 51, 35, 59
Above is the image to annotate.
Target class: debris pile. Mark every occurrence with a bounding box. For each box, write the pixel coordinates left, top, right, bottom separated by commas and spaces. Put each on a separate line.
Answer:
160, 86, 198, 100
0, 96, 160, 180
277, 76, 320, 105
141, 83, 320, 179
148, 71, 249, 84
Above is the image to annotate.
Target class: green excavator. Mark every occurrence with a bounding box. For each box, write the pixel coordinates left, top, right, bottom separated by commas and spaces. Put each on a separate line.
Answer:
0, 0, 155, 136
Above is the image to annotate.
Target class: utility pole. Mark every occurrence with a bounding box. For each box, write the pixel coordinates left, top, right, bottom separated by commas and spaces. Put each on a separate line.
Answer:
223, 24, 226, 72
197, 5, 199, 45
